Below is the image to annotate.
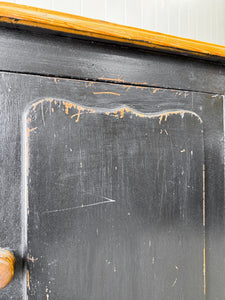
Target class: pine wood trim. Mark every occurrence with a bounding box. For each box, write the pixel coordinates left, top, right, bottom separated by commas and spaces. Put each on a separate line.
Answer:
0, 2, 225, 61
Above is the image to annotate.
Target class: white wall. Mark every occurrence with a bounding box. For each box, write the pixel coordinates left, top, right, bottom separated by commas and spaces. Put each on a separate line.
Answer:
6, 0, 225, 45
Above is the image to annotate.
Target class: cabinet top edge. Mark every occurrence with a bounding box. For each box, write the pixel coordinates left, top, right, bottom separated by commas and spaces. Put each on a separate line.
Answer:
0, 1, 225, 63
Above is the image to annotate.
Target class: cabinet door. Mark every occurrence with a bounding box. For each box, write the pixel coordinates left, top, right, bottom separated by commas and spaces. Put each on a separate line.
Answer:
0, 73, 224, 299
26, 99, 204, 300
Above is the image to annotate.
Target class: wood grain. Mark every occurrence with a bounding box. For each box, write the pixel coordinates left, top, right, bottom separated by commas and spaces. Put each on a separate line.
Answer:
0, 249, 15, 290
0, 2, 225, 61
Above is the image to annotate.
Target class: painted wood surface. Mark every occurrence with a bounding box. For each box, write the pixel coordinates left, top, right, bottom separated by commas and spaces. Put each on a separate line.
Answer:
0, 72, 224, 299
1, 2, 225, 61
2, 25, 225, 95
26, 99, 205, 299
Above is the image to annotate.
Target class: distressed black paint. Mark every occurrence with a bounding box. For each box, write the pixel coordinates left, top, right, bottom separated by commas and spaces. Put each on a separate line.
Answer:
0, 21, 224, 300
26, 100, 204, 299
1, 26, 225, 94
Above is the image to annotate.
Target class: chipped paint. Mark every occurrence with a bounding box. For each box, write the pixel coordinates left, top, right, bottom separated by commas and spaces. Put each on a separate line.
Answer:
62, 101, 95, 122
93, 92, 120, 96
104, 106, 202, 124
27, 253, 38, 263
27, 270, 30, 290
86, 81, 95, 87
135, 86, 148, 89
32, 98, 53, 111
132, 82, 148, 86
32, 99, 44, 111
98, 77, 125, 83
26, 127, 37, 139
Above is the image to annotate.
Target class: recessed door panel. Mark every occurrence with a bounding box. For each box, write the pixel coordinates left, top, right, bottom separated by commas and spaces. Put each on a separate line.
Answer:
26, 99, 205, 299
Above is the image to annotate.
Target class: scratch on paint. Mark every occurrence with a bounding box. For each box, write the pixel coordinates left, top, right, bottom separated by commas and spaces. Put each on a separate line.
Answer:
93, 92, 120, 96
123, 85, 131, 91
164, 129, 168, 135
153, 88, 160, 93
43, 196, 116, 214
172, 278, 177, 287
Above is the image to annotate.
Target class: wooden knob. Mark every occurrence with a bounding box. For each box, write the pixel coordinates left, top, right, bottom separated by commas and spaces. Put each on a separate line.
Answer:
0, 249, 15, 289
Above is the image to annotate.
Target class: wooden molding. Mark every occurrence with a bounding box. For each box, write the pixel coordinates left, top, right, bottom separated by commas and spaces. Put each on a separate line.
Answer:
0, 2, 225, 61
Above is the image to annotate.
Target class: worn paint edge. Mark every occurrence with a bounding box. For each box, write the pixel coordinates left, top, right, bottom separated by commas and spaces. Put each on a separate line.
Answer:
27, 99, 203, 124
203, 163, 206, 296
21, 109, 28, 299
1, 2, 225, 62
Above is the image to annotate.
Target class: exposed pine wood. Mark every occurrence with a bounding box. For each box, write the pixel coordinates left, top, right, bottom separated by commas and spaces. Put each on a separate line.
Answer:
0, 2, 225, 61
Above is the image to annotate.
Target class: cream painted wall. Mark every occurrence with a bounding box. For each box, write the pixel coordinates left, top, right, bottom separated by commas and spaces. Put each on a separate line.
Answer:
5, 0, 225, 45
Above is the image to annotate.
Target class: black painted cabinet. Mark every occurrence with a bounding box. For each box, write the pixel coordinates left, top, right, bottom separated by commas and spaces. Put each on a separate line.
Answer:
0, 24, 224, 300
